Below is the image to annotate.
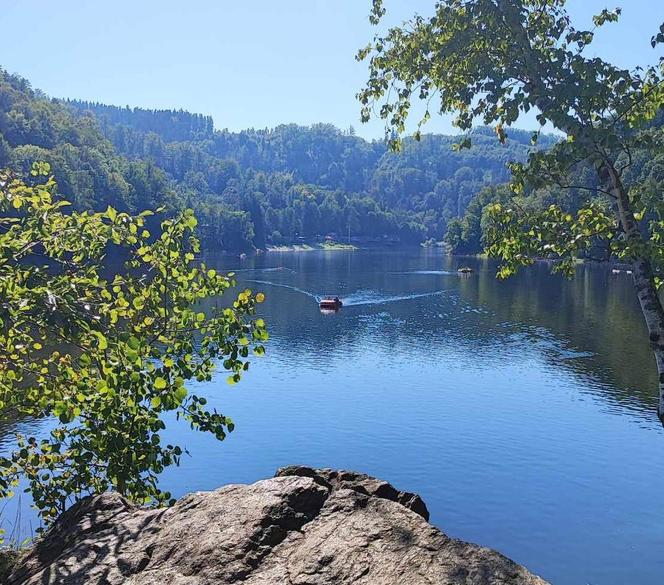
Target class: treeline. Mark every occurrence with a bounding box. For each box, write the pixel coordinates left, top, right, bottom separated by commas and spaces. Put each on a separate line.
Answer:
1, 67, 560, 251
63, 100, 215, 143
0, 70, 174, 213
65, 98, 558, 249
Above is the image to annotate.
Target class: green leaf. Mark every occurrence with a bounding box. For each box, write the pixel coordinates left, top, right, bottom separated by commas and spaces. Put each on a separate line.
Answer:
95, 332, 108, 350
0, 170, 266, 529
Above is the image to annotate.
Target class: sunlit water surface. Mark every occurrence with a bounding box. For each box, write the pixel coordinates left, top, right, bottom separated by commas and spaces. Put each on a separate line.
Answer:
2, 249, 663, 585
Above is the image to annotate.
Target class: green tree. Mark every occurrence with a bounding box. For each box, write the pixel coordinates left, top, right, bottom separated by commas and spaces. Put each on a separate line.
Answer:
443, 217, 464, 252
0, 163, 267, 527
359, 0, 664, 421
445, 185, 513, 254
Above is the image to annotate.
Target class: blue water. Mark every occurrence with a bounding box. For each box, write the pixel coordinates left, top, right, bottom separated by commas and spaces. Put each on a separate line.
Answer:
3, 248, 664, 584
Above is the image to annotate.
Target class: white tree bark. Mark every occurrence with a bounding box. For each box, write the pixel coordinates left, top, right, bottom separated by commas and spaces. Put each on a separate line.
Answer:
498, 6, 664, 421
604, 163, 664, 423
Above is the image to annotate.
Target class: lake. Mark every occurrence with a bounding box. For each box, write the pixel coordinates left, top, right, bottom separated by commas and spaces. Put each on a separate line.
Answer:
2, 248, 663, 584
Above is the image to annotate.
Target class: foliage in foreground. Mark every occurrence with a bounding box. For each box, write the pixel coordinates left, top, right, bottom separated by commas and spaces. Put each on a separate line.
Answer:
0, 163, 267, 530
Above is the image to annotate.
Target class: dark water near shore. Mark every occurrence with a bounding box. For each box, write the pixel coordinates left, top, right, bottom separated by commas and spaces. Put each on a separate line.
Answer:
2, 248, 664, 584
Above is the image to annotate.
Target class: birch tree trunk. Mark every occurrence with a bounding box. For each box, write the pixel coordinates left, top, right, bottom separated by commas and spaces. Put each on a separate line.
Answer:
602, 162, 664, 423
494, 7, 664, 420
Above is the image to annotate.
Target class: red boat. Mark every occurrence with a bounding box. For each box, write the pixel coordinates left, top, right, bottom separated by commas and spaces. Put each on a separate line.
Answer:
319, 296, 343, 310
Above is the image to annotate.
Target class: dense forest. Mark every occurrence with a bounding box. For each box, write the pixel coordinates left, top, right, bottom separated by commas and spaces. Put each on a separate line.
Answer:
0, 67, 561, 251
446, 112, 664, 255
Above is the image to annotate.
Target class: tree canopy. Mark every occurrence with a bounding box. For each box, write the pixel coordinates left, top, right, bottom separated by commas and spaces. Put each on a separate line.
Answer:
0, 163, 267, 528
358, 0, 664, 420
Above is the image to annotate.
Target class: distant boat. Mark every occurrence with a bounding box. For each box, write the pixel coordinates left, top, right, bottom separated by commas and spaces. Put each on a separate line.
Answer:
319, 296, 343, 311
457, 267, 473, 274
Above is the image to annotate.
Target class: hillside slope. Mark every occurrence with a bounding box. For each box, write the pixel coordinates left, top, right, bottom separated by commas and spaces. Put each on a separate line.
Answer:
1, 67, 554, 250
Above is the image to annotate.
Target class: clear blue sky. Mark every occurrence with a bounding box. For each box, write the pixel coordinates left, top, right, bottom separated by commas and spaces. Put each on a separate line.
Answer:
1, 0, 662, 138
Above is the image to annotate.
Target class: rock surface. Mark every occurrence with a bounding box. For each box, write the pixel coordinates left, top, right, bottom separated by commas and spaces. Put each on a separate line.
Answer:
8, 466, 549, 584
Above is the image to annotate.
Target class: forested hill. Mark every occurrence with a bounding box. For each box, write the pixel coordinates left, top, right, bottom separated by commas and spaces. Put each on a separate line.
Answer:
0, 67, 556, 251
67, 99, 555, 213
63, 100, 215, 143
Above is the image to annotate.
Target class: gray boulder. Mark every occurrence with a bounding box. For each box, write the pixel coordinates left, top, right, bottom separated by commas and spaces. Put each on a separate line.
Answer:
8, 466, 549, 584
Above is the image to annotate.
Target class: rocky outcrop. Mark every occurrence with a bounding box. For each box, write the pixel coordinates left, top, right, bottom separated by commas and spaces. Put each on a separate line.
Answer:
7, 466, 549, 584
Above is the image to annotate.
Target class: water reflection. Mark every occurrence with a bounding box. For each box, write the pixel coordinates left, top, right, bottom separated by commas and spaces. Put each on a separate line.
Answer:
2, 248, 663, 585
215, 249, 657, 418
193, 249, 664, 585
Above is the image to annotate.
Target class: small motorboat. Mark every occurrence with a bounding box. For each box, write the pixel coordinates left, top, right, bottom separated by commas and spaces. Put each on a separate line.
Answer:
457, 266, 474, 274
319, 296, 343, 311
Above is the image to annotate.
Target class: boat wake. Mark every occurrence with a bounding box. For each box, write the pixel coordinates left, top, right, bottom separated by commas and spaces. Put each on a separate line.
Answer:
245, 280, 450, 307
389, 270, 458, 275
231, 267, 296, 274
342, 290, 449, 307
257, 267, 296, 273
244, 279, 321, 301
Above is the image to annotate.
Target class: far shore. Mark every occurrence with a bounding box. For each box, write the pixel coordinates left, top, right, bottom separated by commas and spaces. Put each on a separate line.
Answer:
266, 242, 357, 252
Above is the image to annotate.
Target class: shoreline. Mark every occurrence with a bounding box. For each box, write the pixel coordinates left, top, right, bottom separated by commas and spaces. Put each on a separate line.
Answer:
266, 242, 357, 252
